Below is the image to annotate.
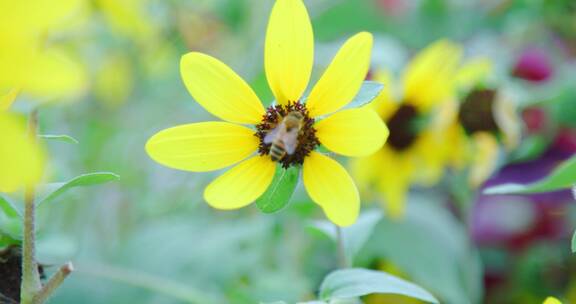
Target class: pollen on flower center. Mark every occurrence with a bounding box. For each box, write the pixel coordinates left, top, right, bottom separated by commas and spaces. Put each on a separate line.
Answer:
386, 104, 421, 151
458, 89, 499, 135
255, 101, 319, 168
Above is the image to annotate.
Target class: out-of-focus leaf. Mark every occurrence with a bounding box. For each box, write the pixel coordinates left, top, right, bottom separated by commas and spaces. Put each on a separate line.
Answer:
256, 165, 299, 214
362, 196, 483, 304
319, 268, 439, 303
484, 155, 576, 195
571, 229, 576, 253
310, 210, 382, 264
38, 134, 79, 144
0, 195, 20, 218
344, 81, 384, 110
36, 172, 120, 207
509, 135, 548, 163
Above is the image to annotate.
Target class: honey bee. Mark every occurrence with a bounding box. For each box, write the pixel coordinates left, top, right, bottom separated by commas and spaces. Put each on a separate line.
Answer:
264, 111, 304, 162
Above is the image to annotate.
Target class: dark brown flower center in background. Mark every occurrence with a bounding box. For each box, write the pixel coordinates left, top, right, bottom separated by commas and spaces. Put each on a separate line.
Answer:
458, 89, 499, 135
386, 104, 420, 151
255, 101, 319, 168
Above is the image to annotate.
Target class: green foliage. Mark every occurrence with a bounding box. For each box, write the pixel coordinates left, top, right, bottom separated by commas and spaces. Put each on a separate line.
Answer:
318, 268, 439, 303
256, 165, 300, 213
36, 172, 120, 207
484, 155, 576, 195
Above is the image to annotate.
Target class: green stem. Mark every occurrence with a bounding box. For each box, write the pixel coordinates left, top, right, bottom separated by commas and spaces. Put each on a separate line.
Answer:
32, 262, 73, 304
21, 109, 41, 304
336, 226, 349, 268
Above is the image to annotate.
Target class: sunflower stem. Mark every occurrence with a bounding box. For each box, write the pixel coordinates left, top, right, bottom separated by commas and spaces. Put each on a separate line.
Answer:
336, 226, 349, 268
21, 109, 42, 304
32, 262, 74, 304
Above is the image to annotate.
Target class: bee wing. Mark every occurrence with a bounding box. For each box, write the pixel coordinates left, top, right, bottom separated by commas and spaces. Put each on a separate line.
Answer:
283, 129, 299, 155
264, 126, 280, 144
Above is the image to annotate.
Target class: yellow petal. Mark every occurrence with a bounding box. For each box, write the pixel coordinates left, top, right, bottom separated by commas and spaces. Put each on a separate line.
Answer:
403, 40, 462, 111
0, 88, 20, 111
303, 152, 359, 226
0, 113, 45, 193
25, 48, 87, 100
307, 32, 373, 117
370, 69, 398, 120
265, 0, 313, 105
494, 93, 521, 151
204, 155, 275, 210
180, 52, 265, 124
543, 297, 562, 304
316, 108, 388, 157
469, 132, 500, 187
377, 149, 413, 219
455, 58, 493, 90
146, 122, 258, 172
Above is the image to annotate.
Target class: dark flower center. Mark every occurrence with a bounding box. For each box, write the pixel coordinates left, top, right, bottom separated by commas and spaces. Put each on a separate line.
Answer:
255, 101, 319, 168
458, 89, 500, 135
386, 104, 421, 151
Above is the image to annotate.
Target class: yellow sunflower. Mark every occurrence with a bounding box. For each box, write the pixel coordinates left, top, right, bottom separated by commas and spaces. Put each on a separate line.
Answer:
0, 113, 45, 193
145, 0, 388, 227
443, 60, 521, 187
351, 40, 466, 219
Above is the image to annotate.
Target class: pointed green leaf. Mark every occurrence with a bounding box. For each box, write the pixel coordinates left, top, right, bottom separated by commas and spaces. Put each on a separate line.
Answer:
255, 165, 299, 213
484, 155, 576, 195
38, 134, 79, 144
0, 195, 20, 218
36, 172, 120, 207
344, 81, 384, 109
319, 268, 438, 303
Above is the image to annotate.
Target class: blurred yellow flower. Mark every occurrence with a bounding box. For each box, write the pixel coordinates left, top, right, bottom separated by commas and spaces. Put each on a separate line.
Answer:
352, 40, 464, 219
543, 296, 562, 304
0, 113, 45, 193
443, 60, 521, 187
146, 0, 388, 227
0, 0, 87, 104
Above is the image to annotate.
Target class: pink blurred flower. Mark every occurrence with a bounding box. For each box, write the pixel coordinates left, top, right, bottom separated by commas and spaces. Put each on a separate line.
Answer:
512, 47, 554, 83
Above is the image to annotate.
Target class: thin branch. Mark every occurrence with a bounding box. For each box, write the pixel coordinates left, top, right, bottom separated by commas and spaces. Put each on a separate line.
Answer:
32, 262, 74, 304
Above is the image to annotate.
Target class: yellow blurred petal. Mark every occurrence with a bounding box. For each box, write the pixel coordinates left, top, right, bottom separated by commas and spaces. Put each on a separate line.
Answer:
307, 32, 373, 117
377, 148, 413, 219
469, 132, 500, 187
316, 108, 388, 157
204, 156, 275, 210
494, 93, 521, 150
403, 40, 462, 111
146, 122, 259, 172
0, 88, 20, 111
97, 0, 155, 42
350, 150, 387, 195
543, 297, 562, 304
303, 152, 359, 226
370, 69, 398, 120
0, 113, 45, 193
455, 58, 493, 90
180, 52, 265, 124
265, 0, 313, 105
25, 48, 87, 100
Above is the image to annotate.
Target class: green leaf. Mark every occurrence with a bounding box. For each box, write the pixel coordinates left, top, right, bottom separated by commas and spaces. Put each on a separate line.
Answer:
572, 229, 576, 253
38, 134, 79, 144
36, 172, 120, 207
255, 165, 299, 213
319, 268, 439, 303
310, 210, 382, 264
484, 155, 576, 195
344, 81, 384, 110
0, 195, 20, 218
